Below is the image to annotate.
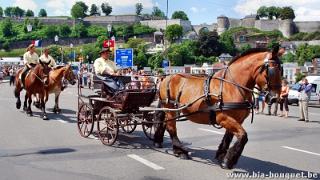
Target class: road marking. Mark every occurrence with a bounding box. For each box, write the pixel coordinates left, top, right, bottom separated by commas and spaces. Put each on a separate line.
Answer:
57, 120, 68, 124
198, 128, 224, 135
282, 146, 320, 156
127, 154, 164, 170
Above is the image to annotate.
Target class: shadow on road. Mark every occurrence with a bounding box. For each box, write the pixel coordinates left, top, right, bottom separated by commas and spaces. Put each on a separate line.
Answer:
182, 147, 320, 179
0, 148, 76, 158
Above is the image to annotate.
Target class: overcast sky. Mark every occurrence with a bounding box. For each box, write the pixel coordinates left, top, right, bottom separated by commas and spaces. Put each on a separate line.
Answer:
1, 0, 320, 24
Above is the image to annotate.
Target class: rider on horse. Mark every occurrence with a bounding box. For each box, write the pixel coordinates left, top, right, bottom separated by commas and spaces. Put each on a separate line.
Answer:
39, 48, 57, 69
20, 44, 39, 87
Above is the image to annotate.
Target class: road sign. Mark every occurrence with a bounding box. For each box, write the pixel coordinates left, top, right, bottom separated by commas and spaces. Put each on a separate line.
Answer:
115, 48, 133, 68
162, 60, 169, 68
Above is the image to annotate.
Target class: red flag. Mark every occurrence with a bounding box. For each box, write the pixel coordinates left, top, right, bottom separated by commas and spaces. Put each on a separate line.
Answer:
103, 40, 115, 48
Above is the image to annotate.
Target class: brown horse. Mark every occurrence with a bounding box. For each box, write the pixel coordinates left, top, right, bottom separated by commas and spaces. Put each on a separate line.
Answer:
14, 62, 51, 120
44, 64, 76, 113
154, 47, 284, 169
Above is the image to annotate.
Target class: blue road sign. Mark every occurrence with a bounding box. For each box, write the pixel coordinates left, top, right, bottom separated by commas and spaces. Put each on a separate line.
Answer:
162, 60, 169, 68
115, 48, 133, 68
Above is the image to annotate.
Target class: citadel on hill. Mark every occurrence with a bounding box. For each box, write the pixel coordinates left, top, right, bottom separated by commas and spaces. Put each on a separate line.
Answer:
2, 14, 320, 38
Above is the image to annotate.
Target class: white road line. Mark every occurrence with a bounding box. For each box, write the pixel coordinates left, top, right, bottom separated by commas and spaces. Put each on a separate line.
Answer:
198, 128, 224, 135
282, 146, 320, 157
57, 120, 68, 124
127, 154, 165, 170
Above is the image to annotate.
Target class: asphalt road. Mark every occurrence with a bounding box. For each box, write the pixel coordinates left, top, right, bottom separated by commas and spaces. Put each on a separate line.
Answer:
0, 81, 319, 180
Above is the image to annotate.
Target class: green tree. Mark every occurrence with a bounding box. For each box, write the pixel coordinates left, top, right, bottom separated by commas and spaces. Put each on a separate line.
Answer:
257, 6, 268, 19
171, 11, 189, 20
4, 7, 13, 17
281, 52, 295, 63
219, 32, 236, 55
71, 2, 87, 19
0, 7, 3, 17
135, 3, 143, 15
71, 23, 87, 37
87, 25, 107, 37
152, 6, 165, 18
267, 39, 280, 49
239, 44, 252, 54
38, 9, 47, 17
44, 25, 58, 38
58, 24, 71, 37
76, 1, 89, 13
1, 18, 14, 37
25, 9, 34, 17
165, 24, 183, 43
90, 4, 99, 16
167, 41, 196, 66
12, 7, 24, 17
267, 6, 277, 20
280, 6, 295, 20
295, 72, 305, 83
197, 31, 222, 57
148, 52, 164, 69
101, 3, 112, 16
295, 44, 314, 66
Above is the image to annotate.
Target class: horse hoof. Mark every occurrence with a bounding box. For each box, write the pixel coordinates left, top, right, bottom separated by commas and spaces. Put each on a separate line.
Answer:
28, 113, 33, 117
154, 143, 163, 148
43, 116, 49, 120
23, 107, 28, 111
178, 153, 191, 160
220, 161, 233, 170
16, 102, 21, 109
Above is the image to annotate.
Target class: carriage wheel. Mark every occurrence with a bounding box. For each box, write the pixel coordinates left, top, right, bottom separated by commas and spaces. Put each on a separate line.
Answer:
120, 116, 137, 134
97, 107, 119, 146
77, 103, 94, 137
142, 112, 160, 140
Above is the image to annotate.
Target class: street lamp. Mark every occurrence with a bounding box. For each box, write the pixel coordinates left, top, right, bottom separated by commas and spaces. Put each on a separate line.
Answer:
107, 24, 112, 38
27, 24, 32, 32
54, 35, 59, 44
70, 43, 75, 62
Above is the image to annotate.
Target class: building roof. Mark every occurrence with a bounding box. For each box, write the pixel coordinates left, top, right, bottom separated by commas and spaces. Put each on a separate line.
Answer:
219, 53, 233, 58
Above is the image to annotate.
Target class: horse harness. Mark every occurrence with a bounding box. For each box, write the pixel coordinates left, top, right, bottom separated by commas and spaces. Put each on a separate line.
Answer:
163, 54, 282, 129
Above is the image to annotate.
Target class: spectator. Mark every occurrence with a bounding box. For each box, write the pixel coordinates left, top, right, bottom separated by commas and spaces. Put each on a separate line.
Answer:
253, 86, 260, 114
278, 79, 289, 118
266, 91, 278, 116
9, 67, 16, 86
298, 78, 312, 122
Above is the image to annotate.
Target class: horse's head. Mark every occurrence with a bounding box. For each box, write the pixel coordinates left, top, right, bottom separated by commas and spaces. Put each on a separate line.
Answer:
255, 46, 284, 95
39, 60, 52, 86
64, 64, 77, 85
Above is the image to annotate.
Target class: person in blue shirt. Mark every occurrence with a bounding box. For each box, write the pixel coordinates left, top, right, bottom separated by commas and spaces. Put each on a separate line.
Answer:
298, 78, 312, 122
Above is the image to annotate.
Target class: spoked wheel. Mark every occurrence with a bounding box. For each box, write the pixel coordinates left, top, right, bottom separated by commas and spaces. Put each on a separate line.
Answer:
120, 115, 137, 134
77, 103, 95, 137
97, 106, 119, 146
142, 112, 160, 140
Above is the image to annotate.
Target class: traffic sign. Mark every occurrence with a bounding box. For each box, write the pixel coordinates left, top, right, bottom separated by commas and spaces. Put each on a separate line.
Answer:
162, 60, 169, 68
115, 48, 133, 68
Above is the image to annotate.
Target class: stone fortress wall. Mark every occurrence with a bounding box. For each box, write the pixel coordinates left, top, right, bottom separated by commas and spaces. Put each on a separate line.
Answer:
216, 15, 320, 37
2, 14, 319, 38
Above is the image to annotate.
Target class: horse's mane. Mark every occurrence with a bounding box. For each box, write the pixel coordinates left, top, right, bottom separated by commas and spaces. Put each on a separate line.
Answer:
228, 48, 269, 66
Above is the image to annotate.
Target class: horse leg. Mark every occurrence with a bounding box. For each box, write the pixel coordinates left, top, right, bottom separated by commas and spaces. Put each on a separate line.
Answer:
23, 94, 28, 111
166, 112, 190, 159
14, 86, 22, 109
27, 93, 33, 116
40, 93, 48, 120
153, 110, 166, 148
34, 94, 41, 109
219, 118, 248, 169
54, 92, 61, 114
215, 131, 234, 163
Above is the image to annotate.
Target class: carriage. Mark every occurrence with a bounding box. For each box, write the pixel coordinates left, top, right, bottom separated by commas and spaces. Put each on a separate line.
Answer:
76, 75, 160, 146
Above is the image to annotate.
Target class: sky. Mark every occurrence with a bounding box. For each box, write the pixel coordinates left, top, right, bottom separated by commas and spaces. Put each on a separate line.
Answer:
1, 0, 320, 25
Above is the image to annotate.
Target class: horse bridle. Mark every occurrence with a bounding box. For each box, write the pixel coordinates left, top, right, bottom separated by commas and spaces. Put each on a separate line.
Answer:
259, 57, 283, 92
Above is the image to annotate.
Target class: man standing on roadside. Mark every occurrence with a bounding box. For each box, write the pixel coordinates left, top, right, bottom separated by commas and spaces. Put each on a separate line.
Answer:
298, 78, 312, 122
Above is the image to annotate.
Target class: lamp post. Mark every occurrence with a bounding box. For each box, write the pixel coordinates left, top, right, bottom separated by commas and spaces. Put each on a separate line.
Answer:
27, 24, 32, 32
54, 35, 59, 44
70, 43, 75, 62
107, 24, 112, 39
